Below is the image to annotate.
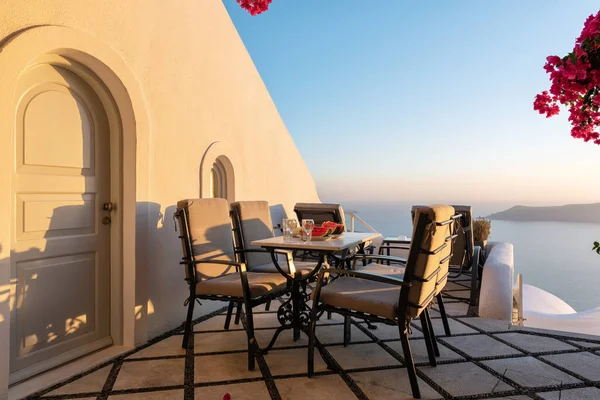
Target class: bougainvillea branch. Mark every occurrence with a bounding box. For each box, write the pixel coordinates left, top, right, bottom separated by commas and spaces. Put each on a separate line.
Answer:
534, 11, 600, 144
237, 0, 272, 16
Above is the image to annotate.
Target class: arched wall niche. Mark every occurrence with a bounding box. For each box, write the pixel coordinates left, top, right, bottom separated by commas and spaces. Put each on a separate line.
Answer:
200, 141, 242, 203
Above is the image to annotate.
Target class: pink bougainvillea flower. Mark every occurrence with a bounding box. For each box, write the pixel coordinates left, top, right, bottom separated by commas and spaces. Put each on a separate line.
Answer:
237, 0, 272, 15
534, 10, 600, 144
577, 13, 600, 44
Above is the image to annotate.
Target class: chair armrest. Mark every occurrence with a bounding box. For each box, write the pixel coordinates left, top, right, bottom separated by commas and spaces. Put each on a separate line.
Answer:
237, 248, 293, 257
381, 239, 411, 245
379, 243, 410, 248
325, 268, 411, 287
181, 260, 250, 295
180, 259, 245, 267
236, 248, 268, 255
353, 254, 407, 264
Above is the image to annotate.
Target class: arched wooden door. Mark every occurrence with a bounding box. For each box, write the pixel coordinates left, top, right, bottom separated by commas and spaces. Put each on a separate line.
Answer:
10, 63, 112, 378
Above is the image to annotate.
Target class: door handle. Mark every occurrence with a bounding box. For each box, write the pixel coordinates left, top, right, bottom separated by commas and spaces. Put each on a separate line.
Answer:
103, 202, 114, 212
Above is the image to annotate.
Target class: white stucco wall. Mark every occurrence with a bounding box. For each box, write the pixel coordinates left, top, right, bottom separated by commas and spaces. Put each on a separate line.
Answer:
522, 284, 600, 337
0, 0, 319, 394
478, 242, 515, 321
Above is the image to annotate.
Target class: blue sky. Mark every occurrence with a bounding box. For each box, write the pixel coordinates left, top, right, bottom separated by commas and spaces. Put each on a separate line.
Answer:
224, 1, 600, 208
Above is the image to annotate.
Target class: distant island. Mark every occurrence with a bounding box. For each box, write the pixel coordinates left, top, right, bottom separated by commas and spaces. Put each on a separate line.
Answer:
488, 203, 600, 224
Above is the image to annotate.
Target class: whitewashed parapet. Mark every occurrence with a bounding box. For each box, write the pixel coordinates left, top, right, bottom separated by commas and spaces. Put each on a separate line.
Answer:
479, 242, 514, 320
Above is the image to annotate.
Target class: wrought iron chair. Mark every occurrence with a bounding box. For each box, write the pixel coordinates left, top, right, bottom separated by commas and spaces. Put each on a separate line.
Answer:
308, 205, 458, 399
224, 201, 318, 328
444, 206, 481, 307
293, 202, 346, 228
174, 198, 289, 370
377, 205, 480, 335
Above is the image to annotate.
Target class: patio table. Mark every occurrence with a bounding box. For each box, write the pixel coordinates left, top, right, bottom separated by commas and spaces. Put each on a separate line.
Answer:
251, 232, 381, 351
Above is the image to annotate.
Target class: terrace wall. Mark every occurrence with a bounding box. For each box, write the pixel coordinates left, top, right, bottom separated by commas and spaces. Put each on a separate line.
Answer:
0, 0, 319, 395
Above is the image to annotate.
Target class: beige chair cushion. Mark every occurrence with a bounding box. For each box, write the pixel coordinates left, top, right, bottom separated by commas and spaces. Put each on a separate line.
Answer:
406, 205, 455, 318
176, 198, 236, 281
196, 272, 288, 298
449, 205, 473, 268
320, 277, 401, 320
450, 228, 467, 267
360, 263, 406, 278
364, 205, 455, 312
251, 261, 317, 276
231, 201, 275, 268
435, 222, 454, 296
317, 205, 455, 323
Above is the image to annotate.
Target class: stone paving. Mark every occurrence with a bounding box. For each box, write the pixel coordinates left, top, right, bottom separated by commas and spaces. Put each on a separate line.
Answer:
25, 279, 600, 400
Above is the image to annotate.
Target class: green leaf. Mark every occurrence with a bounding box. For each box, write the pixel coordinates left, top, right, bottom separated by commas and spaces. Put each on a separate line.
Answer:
570, 52, 577, 64
583, 89, 594, 105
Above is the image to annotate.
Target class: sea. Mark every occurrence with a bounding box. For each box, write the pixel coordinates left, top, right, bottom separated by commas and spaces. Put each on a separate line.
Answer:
338, 201, 600, 312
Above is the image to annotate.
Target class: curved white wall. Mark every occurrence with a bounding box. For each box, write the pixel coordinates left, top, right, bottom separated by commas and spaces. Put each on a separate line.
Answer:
0, 0, 320, 393
478, 242, 515, 321
522, 284, 600, 337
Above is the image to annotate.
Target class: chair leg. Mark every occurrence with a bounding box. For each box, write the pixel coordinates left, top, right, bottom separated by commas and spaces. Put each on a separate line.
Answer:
292, 277, 301, 342
365, 319, 378, 330
399, 323, 421, 399
327, 311, 332, 320
437, 294, 452, 336
425, 308, 440, 357
343, 315, 351, 347
308, 306, 319, 377
243, 303, 256, 371
182, 297, 195, 349
224, 301, 235, 330
419, 313, 437, 366
234, 303, 242, 325
470, 261, 479, 306
265, 299, 271, 311
470, 246, 482, 307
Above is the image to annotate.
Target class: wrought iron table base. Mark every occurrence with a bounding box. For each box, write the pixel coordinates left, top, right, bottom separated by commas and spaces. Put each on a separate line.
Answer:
258, 242, 370, 354
260, 272, 313, 353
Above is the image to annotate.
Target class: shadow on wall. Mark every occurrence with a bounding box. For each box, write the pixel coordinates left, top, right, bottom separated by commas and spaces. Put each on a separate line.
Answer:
0, 198, 298, 375
3, 203, 110, 374
269, 204, 288, 235
134, 202, 185, 339
135, 201, 233, 339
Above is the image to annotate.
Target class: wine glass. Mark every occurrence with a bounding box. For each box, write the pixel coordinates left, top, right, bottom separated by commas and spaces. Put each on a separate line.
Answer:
282, 218, 291, 242
301, 219, 314, 243
284, 218, 298, 243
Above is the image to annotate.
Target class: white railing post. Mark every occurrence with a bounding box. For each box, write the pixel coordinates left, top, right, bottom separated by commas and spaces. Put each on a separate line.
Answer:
345, 210, 377, 234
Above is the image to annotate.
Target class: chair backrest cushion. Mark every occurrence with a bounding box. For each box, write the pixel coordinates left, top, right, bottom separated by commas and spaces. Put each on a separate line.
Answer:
449, 205, 473, 267
294, 203, 346, 231
231, 201, 274, 268
404, 205, 455, 319
176, 198, 236, 281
